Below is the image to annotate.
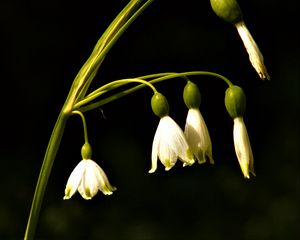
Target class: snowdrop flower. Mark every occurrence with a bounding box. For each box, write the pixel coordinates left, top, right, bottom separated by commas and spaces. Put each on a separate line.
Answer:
210, 0, 270, 80
150, 116, 195, 173
64, 143, 116, 200
183, 81, 214, 164
185, 108, 214, 164
149, 92, 195, 173
233, 117, 255, 178
225, 85, 255, 178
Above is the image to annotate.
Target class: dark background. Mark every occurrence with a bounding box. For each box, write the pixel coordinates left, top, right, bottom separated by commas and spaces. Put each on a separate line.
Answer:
0, 0, 299, 239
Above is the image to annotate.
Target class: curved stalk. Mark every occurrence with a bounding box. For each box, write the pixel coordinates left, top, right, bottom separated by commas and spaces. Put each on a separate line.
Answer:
24, 1, 153, 239
77, 71, 233, 112
24, 112, 68, 240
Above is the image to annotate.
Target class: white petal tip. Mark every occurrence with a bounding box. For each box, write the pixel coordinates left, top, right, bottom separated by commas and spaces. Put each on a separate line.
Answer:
82, 196, 92, 200
259, 72, 270, 81
103, 192, 113, 196
183, 159, 195, 167
208, 157, 214, 165
244, 171, 256, 179
197, 159, 206, 164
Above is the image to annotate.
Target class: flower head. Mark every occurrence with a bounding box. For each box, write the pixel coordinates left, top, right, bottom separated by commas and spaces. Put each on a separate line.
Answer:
149, 116, 195, 173
233, 117, 255, 178
224, 85, 255, 178
184, 108, 214, 164
64, 159, 116, 200
210, 0, 270, 80
183, 81, 214, 164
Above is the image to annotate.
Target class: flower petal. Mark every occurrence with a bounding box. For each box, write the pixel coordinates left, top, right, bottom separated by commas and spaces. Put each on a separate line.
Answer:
161, 116, 195, 166
185, 109, 214, 164
150, 116, 195, 172
93, 162, 117, 195
77, 159, 116, 199
63, 160, 86, 200
157, 135, 177, 171
236, 21, 270, 80
83, 160, 101, 198
233, 117, 255, 178
149, 120, 162, 173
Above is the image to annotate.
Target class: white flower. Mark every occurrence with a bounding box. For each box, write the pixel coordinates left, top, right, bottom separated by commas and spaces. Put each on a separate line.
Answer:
233, 117, 255, 178
149, 116, 195, 173
184, 108, 214, 164
64, 159, 116, 200
235, 21, 270, 80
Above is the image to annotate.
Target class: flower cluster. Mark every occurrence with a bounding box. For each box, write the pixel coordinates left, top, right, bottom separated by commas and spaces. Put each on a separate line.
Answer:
25, 2, 269, 239
150, 82, 255, 179
149, 82, 214, 173
62, 0, 265, 201
64, 81, 256, 201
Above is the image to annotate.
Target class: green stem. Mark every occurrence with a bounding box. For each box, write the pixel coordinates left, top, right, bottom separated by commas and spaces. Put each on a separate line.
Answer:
24, 112, 68, 240
76, 0, 154, 101
77, 71, 233, 112
72, 111, 89, 143
24, 1, 153, 239
74, 78, 157, 109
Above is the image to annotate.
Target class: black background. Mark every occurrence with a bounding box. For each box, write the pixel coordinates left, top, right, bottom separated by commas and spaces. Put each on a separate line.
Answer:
0, 0, 299, 239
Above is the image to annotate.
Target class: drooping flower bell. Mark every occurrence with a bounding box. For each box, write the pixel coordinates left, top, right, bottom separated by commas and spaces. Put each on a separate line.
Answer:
183, 81, 214, 164
64, 143, 116, 200
149, 92, 195, 173
225, 85, 255, 178
210, 0, 270, 80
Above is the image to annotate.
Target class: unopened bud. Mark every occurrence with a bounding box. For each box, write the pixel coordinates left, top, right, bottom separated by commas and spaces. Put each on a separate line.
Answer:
210, 0, 243, 24
151, 92, 169, 118
81, 142, 92, 160
225, 85, 246, 118
183, 81, 201, 109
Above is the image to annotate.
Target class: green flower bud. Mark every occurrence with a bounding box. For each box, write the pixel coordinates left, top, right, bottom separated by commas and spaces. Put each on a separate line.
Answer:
225, 85, 246, 118
183, 81, 201, 109
151, 92, 169, 118
210, 0, 243, 24
81, 142, 92, 159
